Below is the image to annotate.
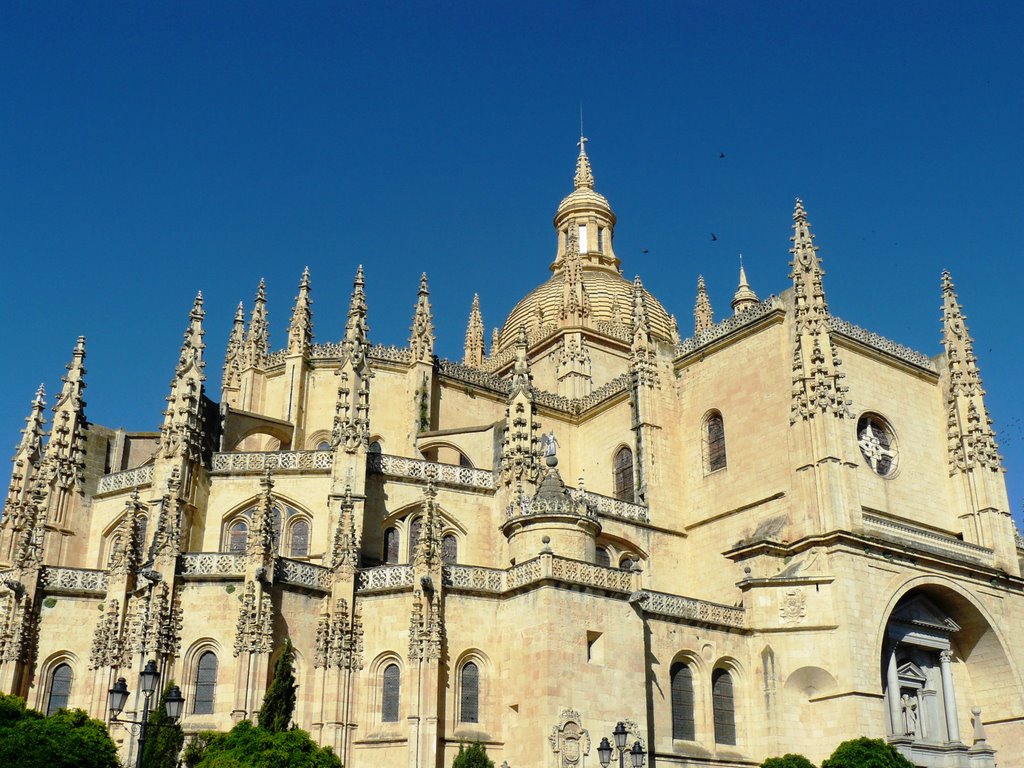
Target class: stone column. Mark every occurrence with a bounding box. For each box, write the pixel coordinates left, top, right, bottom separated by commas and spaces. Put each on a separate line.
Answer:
887, 648, 903, 735
939, 649, 961, 742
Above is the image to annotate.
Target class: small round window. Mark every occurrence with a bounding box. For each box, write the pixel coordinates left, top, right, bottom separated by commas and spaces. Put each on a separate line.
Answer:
857, 414, 898, 477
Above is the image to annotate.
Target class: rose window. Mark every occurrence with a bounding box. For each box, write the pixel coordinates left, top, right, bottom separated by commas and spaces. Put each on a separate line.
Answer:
857, 414, 898, 477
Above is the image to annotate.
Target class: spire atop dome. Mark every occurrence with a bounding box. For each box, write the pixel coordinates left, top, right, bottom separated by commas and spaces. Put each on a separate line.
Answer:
574, 134, 594, 190
731, 255, 760, 314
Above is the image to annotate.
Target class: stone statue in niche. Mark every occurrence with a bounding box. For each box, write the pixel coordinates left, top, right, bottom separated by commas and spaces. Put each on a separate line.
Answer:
901, 693, 919, 737
549, 709, 590, 767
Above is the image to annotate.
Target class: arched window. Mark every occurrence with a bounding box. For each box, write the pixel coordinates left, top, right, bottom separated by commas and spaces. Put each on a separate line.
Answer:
442, 534, 458, 565
46, 663, 73, 715
228, 521, 248, 553
408, 517, 422, 563
613, 447, 634, 502
706, 413, 727, 472
712, 668, 736, 745
670, 662, 695, 740
194, 652, 218, 715
459, 452, 472, 468
383, 527, 400, 565
460, 661, 480, 723
620, 554, 637, 571
369, 440, 383, 454
382, 664, 400, 722
316, 441, 331, 451
289, 520, 310, 558
595, 547, 611, 568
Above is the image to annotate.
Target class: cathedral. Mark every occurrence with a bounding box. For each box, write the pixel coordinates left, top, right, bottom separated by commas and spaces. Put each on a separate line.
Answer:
1, 140, 1022, 768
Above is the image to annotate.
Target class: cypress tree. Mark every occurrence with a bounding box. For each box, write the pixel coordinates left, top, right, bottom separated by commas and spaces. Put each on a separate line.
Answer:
140, 682, 185, 768
258, 638, 297, 733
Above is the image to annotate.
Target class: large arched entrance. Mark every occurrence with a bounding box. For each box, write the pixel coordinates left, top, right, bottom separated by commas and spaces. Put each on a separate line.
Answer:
879, 583, 1020, 767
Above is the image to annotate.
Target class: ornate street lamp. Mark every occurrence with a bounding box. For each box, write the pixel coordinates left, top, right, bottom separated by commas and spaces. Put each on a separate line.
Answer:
597, 721, 645, 768
108, 660, 184, 768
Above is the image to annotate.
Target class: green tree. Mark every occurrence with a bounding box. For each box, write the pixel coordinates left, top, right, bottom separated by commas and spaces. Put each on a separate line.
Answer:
195, 720, 342, 768
821, 737, 915, 768
140, 682, 185, 768
0, 693, 119, 768
183, 732, 223, 768
258, 638, 297, 733
452, 741, 494, 768
762, 755, 817, 768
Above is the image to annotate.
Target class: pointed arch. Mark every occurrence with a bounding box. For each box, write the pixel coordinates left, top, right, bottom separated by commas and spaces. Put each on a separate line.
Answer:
221, 493, 314, 556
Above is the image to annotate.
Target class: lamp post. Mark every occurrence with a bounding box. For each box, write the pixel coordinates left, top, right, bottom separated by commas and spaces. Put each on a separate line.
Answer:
597, 721, 646, 768
108, 659, 185, 768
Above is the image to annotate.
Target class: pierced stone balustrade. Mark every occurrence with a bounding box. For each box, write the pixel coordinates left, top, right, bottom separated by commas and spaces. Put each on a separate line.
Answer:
357, 565, 415, 593
276, 558, 332, 591
442, 565, 505, 593
568, 488, 649, 524
210, 449, 333, 474
637, 589, 746, 628
96, 464, 155, 495
40, 567, 109, 595
367, 453, 496, 491
179, 553, 246, 577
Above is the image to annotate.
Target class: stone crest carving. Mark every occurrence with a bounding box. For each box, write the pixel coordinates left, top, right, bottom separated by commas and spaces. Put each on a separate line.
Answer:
779, 587, 807, 625
548, 709, 591, 767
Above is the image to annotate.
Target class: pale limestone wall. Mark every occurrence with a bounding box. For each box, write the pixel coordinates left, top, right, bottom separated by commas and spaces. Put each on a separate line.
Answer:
10, 251, 1024, 768
837, 343, 954, 530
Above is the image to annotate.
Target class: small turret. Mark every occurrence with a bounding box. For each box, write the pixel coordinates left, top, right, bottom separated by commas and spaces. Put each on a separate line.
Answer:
631, 276, 658, 388
409, 273, 435, 363
244, 278, 269, 370
344, 265, 369, 361
47, 336, 88, 492
287, 267, 313, 357
5, 385, 46, 513
463, 294, 485, 367
694, 276, 714, 335
222, 302, 246, 393
731, 257, 760, 314
789, 199, 828, 333
158, 292, 207, 462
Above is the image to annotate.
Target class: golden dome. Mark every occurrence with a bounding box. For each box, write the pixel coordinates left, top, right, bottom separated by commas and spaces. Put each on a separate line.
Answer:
496, 138, 673, 352
498, 268, 674, 351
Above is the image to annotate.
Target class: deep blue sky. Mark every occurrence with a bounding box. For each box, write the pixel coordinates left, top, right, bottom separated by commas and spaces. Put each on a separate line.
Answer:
2, 2, 1022, 526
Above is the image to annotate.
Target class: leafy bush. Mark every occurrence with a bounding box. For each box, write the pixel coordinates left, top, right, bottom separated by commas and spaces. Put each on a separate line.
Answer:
762, 755, 816, 768
0, 693, 119, 768
192, 720, 342, 768
183, 732, 222, 768
452, 741, 494, 768
822, 737, 915, 768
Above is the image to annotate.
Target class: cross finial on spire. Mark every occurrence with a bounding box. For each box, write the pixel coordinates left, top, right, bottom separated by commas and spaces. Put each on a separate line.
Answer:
574, 136, 595, 190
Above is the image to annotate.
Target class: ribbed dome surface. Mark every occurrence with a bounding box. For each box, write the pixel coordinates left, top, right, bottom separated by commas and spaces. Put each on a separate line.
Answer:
498, 268, 674, 350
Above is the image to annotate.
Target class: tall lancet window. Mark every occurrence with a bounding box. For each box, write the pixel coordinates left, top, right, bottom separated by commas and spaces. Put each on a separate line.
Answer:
613, 446, 634, 502
383, 527, 400, 565
705, 412, 727, 473
46, 663, 73, 715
